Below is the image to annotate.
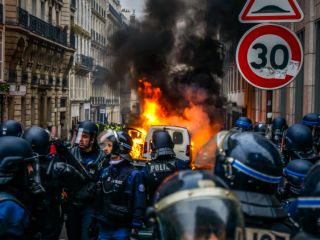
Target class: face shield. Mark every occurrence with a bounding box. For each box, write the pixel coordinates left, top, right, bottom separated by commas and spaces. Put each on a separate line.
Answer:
155, 188, 244, 240
98, 130, 115, 153
25, 153, 46, 195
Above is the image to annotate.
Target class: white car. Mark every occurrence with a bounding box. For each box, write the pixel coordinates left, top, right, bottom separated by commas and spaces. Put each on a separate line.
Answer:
143, 125, 192, 162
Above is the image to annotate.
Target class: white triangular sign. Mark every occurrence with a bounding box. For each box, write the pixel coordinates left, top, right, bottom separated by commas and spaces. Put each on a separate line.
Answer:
239, 0, 304, 23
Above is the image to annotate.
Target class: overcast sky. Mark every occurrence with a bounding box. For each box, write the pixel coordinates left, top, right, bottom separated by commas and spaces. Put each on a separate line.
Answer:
121, 0, 146, 19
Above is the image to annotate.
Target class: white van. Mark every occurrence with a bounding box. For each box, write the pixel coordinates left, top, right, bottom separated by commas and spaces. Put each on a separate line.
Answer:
143, 125, 192, 162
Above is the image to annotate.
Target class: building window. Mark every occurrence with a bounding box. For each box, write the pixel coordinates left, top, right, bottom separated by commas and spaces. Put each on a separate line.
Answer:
294, 30, 304, 123
7, 97, 14, 119
56, 11, 60, 26
48, 7, 52, 23
32, 0, 37, 15
47, 97, 52, 122
19, 0, 26, 9
21, 97, 26, 125
60, 98, 67, 107
31, 97, 35, 124
41, 1, 45, 20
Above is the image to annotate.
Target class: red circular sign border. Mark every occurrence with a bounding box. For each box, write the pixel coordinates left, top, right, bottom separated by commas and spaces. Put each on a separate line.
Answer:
236, 24, 303, 90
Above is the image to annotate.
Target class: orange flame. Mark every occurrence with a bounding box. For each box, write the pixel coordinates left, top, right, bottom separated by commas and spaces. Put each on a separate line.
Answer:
134, 79, 221, 169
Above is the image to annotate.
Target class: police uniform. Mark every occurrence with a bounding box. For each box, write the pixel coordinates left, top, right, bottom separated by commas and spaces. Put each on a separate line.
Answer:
66, 145, 106, 240
142, 157, 188, 204
97, 159, 146, 239
0, 192, 31, 239
234, 191, 298, 240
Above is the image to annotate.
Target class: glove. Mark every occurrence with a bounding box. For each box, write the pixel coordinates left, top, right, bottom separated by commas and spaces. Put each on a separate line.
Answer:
53, 162, 86, 189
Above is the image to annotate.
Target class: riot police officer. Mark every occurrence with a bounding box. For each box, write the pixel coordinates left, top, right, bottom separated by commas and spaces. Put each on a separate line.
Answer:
283, 124, 319, 164
23, 126, 66, 239
279, 159, 313, 223
66, 120, 106, 240
294, 162, 320, 239
0, 119, 23, 137
231, 116, 253, 132
0, 136, 45, 239
96, 131, 146, 240
214, 131, 298, 239
271, 117, 288, 149
142, 130, 189, 204
150, 170, 245, 240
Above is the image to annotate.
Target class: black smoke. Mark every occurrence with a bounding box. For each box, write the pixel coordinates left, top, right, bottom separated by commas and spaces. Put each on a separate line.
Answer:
109, 0, 246, 124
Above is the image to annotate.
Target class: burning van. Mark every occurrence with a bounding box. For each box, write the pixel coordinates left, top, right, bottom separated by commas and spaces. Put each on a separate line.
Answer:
143, 125, 192, 162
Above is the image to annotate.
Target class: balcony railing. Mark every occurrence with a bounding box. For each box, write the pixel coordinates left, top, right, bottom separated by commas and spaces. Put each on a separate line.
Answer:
18, 7, 28, 28
106, 98, 119, 106
17, 7, 67, 46
76, 54, 93, 69
109, 4, 122, 23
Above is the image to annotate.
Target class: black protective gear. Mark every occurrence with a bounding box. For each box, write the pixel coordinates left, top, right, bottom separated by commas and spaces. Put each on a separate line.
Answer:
0, 120, 23, 137
284, 124, 319, 162
253, 123, 267, 136
150, 130, 175, 158
271, 117, 287, 148
78, 120, 98, 138
112, 131, 133, 156
234, 116, 253, 131
283, 159, 313, 197
272, 117, 288, 131
285, 124, 313, 151
52, 161, 86, 190
152, 170, 245, 240
296, 162, 320, 238
215, 132, 283, 194
302, 113, 319, 127
0, 136, 34, 184
22, 126, 50, 156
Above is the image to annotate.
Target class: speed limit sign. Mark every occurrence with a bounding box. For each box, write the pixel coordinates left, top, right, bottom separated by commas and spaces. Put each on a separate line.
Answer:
236, 24, 303, 90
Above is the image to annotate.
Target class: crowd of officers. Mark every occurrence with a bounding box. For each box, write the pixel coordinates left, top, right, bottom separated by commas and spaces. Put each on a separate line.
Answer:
0, 112, 320, 240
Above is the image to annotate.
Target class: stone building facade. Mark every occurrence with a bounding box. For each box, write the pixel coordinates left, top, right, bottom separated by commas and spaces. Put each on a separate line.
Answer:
1, 0, 75, 138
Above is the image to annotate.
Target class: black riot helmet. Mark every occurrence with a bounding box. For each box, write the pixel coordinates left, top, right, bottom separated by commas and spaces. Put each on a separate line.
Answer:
77, 120, 98, 138
22, 126, 50, 156
271, 117, 287, 146
108, 131, 133, 159
0, 120, 23, 137
151, 130, 175, 159
234, 116, 252, 131
272, 117, 287, 131
296, 162, 320, 237
302, 113, 319, 128
214, 132, 283, 194
283, 159, 313, 196
284, 124, 318, 162
0, 136, 45, 195
151, 170, 245, 240
75, 120, 99, 149
253, 123, 267, 136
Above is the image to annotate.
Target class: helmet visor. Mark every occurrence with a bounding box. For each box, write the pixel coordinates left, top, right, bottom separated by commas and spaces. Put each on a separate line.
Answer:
156, 190, 244, 240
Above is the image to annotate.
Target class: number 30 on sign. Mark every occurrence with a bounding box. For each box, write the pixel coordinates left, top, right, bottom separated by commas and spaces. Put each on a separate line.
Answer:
236, 24, 303, 90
